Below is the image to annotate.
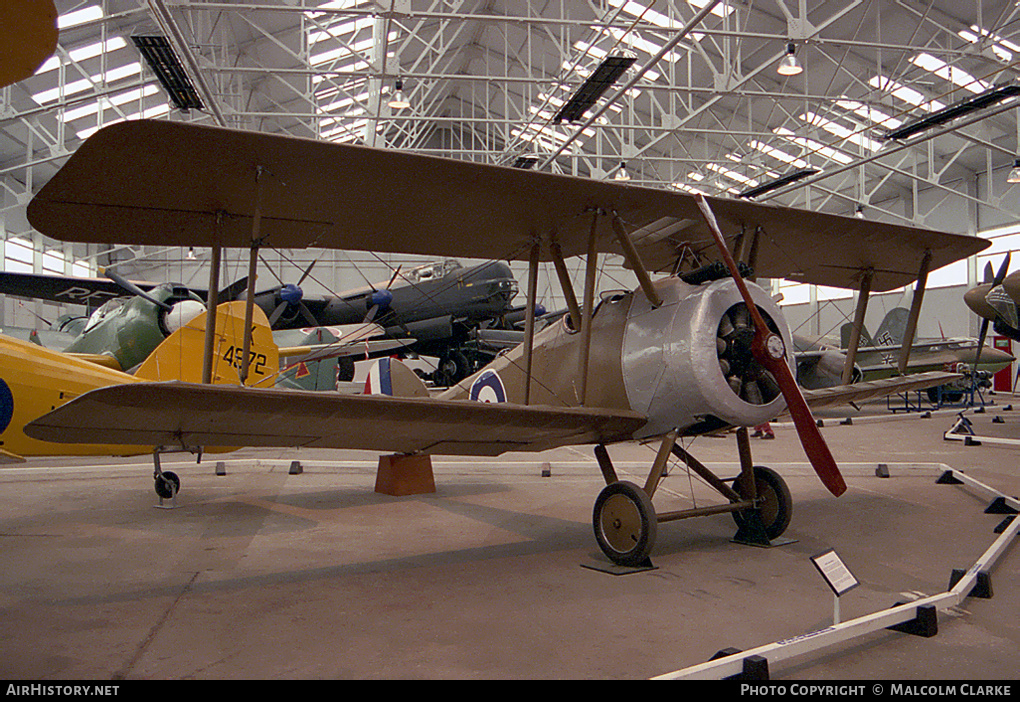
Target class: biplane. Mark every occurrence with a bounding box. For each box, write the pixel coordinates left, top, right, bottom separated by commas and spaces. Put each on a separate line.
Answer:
21, 120, 985, 566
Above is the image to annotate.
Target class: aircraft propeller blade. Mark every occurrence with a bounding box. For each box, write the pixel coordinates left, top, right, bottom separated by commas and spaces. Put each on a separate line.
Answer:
103, 267, 173, 311
296, 260, 316, 286
268, 301, 288, 327
973, 252, 1011, 374
219, 276, 250, 301
298, 302, 319, 327
695, 195, 846, 497
362, 265, 402, 324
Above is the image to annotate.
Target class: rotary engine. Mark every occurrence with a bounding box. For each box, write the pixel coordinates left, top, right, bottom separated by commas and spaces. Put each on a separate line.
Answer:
621, 276, 793, 439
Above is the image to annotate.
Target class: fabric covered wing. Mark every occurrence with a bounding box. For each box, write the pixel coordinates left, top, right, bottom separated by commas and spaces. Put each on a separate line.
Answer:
801, 371, 963, 411
28, 120, 988, 293
24, 382, 648, 456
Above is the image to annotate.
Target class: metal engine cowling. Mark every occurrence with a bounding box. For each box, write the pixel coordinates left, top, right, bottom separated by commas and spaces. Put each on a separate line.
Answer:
621, 276, 793, 439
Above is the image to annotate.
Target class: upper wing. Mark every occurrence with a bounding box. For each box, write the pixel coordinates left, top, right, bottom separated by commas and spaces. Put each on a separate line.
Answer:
801, 371, 962, 411
24, 381, 648, 456
0, 1, 58, 89
28, 120, 988, 292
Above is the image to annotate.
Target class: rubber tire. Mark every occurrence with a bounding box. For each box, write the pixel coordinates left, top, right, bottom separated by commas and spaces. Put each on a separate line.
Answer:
731, 466, 792, 540
155, 470, 181, 499
593, 481, 657, 567
436, 350, 470, 386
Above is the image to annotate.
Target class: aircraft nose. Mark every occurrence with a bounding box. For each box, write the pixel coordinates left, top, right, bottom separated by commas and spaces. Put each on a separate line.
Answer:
1003, 270, 1020, 306
964, 284, 997, 320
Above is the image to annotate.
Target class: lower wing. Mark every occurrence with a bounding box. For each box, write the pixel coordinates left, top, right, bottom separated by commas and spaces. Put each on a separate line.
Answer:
24, 381, 648, 456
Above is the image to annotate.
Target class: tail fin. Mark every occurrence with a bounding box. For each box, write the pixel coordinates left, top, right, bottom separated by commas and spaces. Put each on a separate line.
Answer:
364, 357, 429, 398
277, 327, 345, 392
134, 301, 280, 386
873, 307, 910, 347
840, 322, 874, 350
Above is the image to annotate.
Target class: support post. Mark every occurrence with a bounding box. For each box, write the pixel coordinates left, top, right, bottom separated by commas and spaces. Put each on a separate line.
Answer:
201, 224, 222, 385
550, 241, 582, 330
239, 243, 260, 384
523, 241, 540, 405
240, 167, 264, 385
643, 429, 678, 499
594, 443, 618, 485
578, 211, 599, 405
610, 212, 662, 308
734, 427, 757, 502
898, 251, 932, 376
841, 268, 873, 385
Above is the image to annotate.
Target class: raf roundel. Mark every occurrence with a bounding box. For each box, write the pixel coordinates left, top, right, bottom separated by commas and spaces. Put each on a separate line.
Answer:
469, 370, 507, 403
0, 379, 13, 434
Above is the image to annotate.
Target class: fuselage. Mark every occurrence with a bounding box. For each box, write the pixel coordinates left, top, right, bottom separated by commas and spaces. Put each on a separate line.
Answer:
0, 334, 145, 456
440, 275, 793, 440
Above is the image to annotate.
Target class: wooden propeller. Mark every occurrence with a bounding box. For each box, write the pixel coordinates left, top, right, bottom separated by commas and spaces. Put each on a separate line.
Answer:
695, 195, 846, 497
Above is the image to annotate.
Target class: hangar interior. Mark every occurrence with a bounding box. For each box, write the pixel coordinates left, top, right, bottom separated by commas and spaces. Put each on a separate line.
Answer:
2, 0, 1020, 343
0, 0, 1018, 681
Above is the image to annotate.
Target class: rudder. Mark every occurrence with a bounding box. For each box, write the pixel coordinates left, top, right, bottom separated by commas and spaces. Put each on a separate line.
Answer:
134, 301, 280, 386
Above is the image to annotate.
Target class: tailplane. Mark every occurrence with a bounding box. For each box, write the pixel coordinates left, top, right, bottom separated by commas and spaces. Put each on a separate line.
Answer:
134, 301, 280, 386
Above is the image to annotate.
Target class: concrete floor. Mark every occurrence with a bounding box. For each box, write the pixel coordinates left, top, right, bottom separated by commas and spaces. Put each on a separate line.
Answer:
0, 394, 1017, 680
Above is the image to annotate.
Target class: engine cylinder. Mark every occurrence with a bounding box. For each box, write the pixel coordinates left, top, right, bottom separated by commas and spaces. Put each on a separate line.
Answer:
621, 277, 792, 438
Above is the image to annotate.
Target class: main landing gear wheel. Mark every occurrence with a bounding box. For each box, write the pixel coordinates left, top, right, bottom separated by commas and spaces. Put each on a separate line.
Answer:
155, 470, 181, 499
593, 481, 657, 567
731, 465, 792, 540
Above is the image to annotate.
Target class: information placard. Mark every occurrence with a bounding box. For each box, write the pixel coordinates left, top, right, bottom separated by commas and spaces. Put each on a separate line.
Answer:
810, 549, 859, 596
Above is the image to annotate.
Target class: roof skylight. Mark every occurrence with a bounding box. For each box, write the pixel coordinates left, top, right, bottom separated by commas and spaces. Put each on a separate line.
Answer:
958, 25, 1020, 63
910, 53, 992, 94
869, 76, 947, 112
773, 127, 855, 165
58, 5, 104, 30
799, 111, 883, 152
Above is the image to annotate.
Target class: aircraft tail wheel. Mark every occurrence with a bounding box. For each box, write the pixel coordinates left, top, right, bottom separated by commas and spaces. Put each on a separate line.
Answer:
593, 480, 657, 567
731, 466, 792, 540
155, 470, 181, 499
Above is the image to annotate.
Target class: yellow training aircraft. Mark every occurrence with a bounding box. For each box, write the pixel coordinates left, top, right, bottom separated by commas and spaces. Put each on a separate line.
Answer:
0, 301, 279, 491
22, 120, 985, 566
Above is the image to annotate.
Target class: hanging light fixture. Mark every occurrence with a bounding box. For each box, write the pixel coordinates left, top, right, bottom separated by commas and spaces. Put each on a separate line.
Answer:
777, 42, 802, 77
855, 204, 865, 219
615, 161, 631, 181
1008, 159, 1020, 183
388, 78, 410, 110
186, 246, 197, 260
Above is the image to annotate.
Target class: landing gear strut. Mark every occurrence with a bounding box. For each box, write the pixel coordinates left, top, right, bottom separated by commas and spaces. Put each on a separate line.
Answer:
591, 427, 794, 567
151, 445, 201, 508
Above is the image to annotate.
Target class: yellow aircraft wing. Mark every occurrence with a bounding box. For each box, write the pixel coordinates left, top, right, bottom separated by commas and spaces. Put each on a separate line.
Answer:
24, 382, 648, 456
65, 352, 123, 371
0, 1, 58, 89
27, 120, 989, 293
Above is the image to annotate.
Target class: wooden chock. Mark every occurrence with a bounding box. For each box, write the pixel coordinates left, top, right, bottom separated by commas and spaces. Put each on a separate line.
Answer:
375, 454, 436, 496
